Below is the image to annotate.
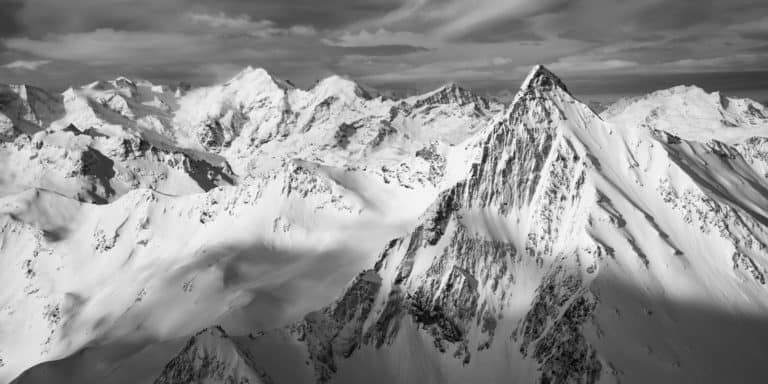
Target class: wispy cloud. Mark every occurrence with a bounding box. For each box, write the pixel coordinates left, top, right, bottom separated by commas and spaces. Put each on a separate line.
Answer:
546, 58, 639, 74
727, 16, 768, 40
188, 12, 267, 29
323, 28, 437, 48
186, 12, 317, 38
658, 53, 768, 72
360, 55, 526, 84
1, 59, 51, 70
356, 0, 567, 40
0, 0, 767, 99
4, 29, 207, 65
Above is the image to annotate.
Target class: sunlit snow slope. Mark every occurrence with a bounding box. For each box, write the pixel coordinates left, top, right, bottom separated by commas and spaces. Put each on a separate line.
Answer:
5, 65, 768, 384
0, 67, 497, 383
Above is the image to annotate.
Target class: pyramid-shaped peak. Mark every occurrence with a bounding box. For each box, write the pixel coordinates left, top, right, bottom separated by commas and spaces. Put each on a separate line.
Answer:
313, 75, 359, 93
193, 325, 229, 338
235, 66, 267, 78
433, 82, 475, 96
521, 65, 569, 94
312, 74, 377, 100
112, 76, 137, 89
227, 66, 293, 90
154, 325, 272, 384
438, 82, 464, 91
411, 81, 489, 108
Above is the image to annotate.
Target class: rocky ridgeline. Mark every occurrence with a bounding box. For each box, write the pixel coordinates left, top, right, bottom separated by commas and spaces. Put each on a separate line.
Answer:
0, 84, 64, 139
735, 136, 768, 178
154, 326, 273, 384
5, 65, 768, 384
1, 67, 499, 208
2, 129, 235, 203
223, 65, 768, 384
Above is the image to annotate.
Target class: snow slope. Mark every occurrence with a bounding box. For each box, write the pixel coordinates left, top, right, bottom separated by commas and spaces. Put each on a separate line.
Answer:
602, 85, 768, 144
5, 65, 768, 384
176, 66, 768, 383
0, 160, 437, 382
1, 68, 498, 203
0, 68, 499, 383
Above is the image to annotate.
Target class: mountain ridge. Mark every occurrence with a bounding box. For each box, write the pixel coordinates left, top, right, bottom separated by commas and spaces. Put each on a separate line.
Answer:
3, 65, 768, 384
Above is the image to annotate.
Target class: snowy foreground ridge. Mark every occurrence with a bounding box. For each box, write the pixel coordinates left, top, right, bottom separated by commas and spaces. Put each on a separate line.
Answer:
1, 65, 768, 384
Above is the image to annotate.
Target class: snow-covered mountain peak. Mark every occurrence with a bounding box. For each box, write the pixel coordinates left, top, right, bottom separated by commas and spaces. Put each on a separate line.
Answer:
83, 77, 139, 92
603, 82, 768, 143
503, 65, 584, 131
195, 325, 229, 338
153, 325, 272, 384
498, 64, 576, 130
410, 82, 490, 108
226, 66, 293, 92
428, 82, 466, 97
112, 76, 137, 90
311, 75, 377, 102
520, 64, 569, 94
8, 61, 768, 384
172, 67, 296, 152
0, 83, 64, 138
218, 64, 768, 384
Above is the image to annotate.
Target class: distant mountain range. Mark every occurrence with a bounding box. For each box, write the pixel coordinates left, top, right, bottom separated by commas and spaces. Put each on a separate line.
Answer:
2, 65, 768, 384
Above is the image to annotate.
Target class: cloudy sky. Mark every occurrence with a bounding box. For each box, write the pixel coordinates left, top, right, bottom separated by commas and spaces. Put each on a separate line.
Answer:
1, 0, 767, 101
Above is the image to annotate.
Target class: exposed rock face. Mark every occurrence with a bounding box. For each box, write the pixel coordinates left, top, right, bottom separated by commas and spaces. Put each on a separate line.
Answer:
241, 66, 768, 384
292, 270, 382, 382
735, 136, 768, 178
154, 326, 273, 384
515, 264, 601, 384
0, 84, 64, 139
6, 66, 768, 384
281, 65, 608, 383
1, 129, 235, 203
411, 83, 491, 111
1, 67, 499, 208
0, 70, 467, 381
